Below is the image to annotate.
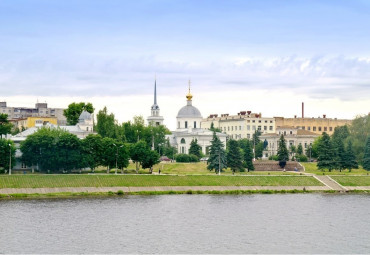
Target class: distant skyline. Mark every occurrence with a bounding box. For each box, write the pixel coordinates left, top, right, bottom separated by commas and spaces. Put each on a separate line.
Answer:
1, 0, 369, 130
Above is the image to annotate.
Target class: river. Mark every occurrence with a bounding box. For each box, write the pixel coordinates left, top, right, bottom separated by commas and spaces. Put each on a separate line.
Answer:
0, 194, 369, 254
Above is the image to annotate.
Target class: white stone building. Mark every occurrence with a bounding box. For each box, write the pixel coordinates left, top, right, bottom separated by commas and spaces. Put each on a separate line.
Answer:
260, 126, 319, 158
201, 111, 275, 140
167, 84, 227, 155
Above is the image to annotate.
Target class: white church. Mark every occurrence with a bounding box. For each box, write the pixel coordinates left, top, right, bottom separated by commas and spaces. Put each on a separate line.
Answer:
147, 80, 227, 155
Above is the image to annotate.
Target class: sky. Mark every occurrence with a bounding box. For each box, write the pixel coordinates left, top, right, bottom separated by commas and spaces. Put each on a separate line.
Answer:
1, 0, 369, 130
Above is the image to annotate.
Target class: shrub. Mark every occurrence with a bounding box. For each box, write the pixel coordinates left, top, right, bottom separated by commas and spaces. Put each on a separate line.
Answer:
268, 155, 279, 161
117, 190, 124, 195
175, 154, 199, 162
296, 154, 308, 162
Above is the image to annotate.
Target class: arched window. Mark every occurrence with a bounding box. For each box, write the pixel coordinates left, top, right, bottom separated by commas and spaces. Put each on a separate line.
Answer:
181, 138, 186, 144
185, 121, 188, 128
194, 121, 196, 128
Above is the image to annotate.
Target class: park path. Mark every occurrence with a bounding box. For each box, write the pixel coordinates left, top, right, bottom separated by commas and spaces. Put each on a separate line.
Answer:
299, 172, 347, 191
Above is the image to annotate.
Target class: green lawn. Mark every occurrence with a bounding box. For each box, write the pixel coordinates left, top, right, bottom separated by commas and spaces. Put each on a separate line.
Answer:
301, 162, 369, 175
331, 176, 370, 186
0, 175, 322, 188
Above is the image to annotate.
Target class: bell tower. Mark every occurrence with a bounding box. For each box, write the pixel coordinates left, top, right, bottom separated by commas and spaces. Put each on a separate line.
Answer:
147, 79, 164, 126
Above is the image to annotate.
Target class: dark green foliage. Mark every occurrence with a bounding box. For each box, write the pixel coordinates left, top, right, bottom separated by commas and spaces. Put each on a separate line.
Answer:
349, 115, 370, 163
20, 127, 86, 172
227, 139, 244, 173
163, 138, 177, 159
207, 132, 227, 173
189, 139, 202, 159
332, 125, 350, 141
363, 136, 370, 171
335, 139, 346, 171
297, 143, 303, 155
296, 154, 308, 162
317, 132, 336, 171
141, 150, 160, 169
209, 122, 221, 132
255, 142, 264, 158
252, 130, 261, 145
0, 139, 16, 171
175, 154, 199, 162
0, 113, 12, 138
96, 107, 117, 139
277, 134, 289, 162
81, 134, 104, 171
343, 140, 358, 172
63, 102, 94, 125
239, 139, 254, 171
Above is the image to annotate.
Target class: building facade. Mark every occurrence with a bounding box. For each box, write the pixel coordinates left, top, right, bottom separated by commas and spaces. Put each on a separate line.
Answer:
274, 116, 352, 135
260, 126, 319, 158
147, 80, 164, 126
167, 83, 227, 155
9, 116, 58, 130
0, 101, 67, 125
201, 111, 275, 140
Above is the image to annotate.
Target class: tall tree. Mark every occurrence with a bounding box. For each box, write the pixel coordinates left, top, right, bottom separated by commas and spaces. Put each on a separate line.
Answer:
130, 140, 151, 173
317, 132, 335, 171
0, 139, 16, 172
363, 136, 370, 171
96, 107, 116, 138
189, 138, 202, 159
343, 140, 358, 172
141, 150, 160, 171
63, 102, 94, 125
239, 139, 254, 171
227, 139, 244, 173
349, 114, 370, 164
81, 134, 104, 171
209, 122, 221, 132
207, 132, 227, 173
0, 113, 12, 138
277, 134, 289, 162
297, 143, 303, 155
335, 139, 346, 171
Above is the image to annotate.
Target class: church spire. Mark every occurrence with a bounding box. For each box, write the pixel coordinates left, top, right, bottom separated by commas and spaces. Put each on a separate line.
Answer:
154, 78, 157, 105
186, 79, 193, 101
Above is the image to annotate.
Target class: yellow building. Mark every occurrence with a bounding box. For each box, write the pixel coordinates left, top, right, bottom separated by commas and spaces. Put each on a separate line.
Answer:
10, 117, 58, 130
274, 116, 352, 136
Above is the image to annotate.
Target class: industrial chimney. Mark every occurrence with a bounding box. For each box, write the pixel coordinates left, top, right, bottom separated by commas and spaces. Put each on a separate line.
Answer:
302, 102, 304, 118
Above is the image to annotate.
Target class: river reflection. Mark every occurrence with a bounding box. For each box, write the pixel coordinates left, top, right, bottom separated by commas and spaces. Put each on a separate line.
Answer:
0, 194, 369, 254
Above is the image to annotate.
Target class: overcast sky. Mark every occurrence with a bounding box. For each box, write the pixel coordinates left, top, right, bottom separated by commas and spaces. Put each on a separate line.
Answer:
1, 0, 369, 130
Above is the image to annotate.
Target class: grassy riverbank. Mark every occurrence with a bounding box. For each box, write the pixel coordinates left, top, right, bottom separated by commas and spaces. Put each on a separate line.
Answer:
301, 162, 369, 175
0, 175, 322, 188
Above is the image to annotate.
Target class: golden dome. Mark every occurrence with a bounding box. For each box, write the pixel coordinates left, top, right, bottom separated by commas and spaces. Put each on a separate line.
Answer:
186, 80, 193, 101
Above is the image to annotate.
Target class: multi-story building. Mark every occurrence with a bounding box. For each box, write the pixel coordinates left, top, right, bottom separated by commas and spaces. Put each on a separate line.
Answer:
9, 116, 58, 130
260, 126, 319, 158
274, 115, 352, 136
201, 111, 275, 140
0, 101, 67, 125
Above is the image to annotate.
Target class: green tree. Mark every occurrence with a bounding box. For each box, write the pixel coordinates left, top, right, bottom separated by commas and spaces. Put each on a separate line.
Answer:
189, 138, 202, 159
255, 142, 264, 158
297, 143, 303, 155
227, 139, 244, 173
363, 136, 370, 171
130, 140, 151, 173
239, 139, 254, 171
96, 107, 116, 138
63, 102, 94, 125
81, 134, 104, 171
207, 132, 227, 173
335, 139, 346, 172
141, 150, 160, 170
277, 134, 289, 162
0, 113, 12, 138
317, 132, 335, 171
343, 140, 358, 172
0, 139, 16, 173
210, 122, 221, 132
100, 137, 117, 173
349, 114, 370, 164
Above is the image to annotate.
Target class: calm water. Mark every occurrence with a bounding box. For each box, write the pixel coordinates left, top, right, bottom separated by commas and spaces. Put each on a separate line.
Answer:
1, 194, 370, 254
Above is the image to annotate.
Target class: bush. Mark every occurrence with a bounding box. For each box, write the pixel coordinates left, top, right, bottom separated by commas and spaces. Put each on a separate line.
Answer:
268, 155, 279, 161
175, 154, 199, 162
296, 154, 308, 162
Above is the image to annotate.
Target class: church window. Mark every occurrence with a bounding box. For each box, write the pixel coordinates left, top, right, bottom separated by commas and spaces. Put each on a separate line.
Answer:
181, 138, 186, 144
178, 122, 180, 128
181, 147, 185, 153
194, 121, 196, 128
185, 121, 188, 128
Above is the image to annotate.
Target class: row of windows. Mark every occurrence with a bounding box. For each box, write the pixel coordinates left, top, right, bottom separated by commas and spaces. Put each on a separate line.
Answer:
246, 120, 274, 123
178, 121, 197, 129
222, 125, 274, 132
301, 126, 333, 132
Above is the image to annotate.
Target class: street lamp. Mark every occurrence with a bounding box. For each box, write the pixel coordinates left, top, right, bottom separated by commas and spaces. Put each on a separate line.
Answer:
218, 150, 221, 175
8, 144, 12, 175
113, 144, 124, 175
309, 145, 312, 162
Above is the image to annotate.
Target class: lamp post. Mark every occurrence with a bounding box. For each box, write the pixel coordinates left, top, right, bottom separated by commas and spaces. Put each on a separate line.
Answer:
218, 150, 221, 175
309, 145, 312, 162
113, 144, 123, 175
8, 144, 12, 175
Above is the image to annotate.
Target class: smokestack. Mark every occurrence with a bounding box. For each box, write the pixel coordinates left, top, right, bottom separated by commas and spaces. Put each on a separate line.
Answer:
302, 102, 304, 118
